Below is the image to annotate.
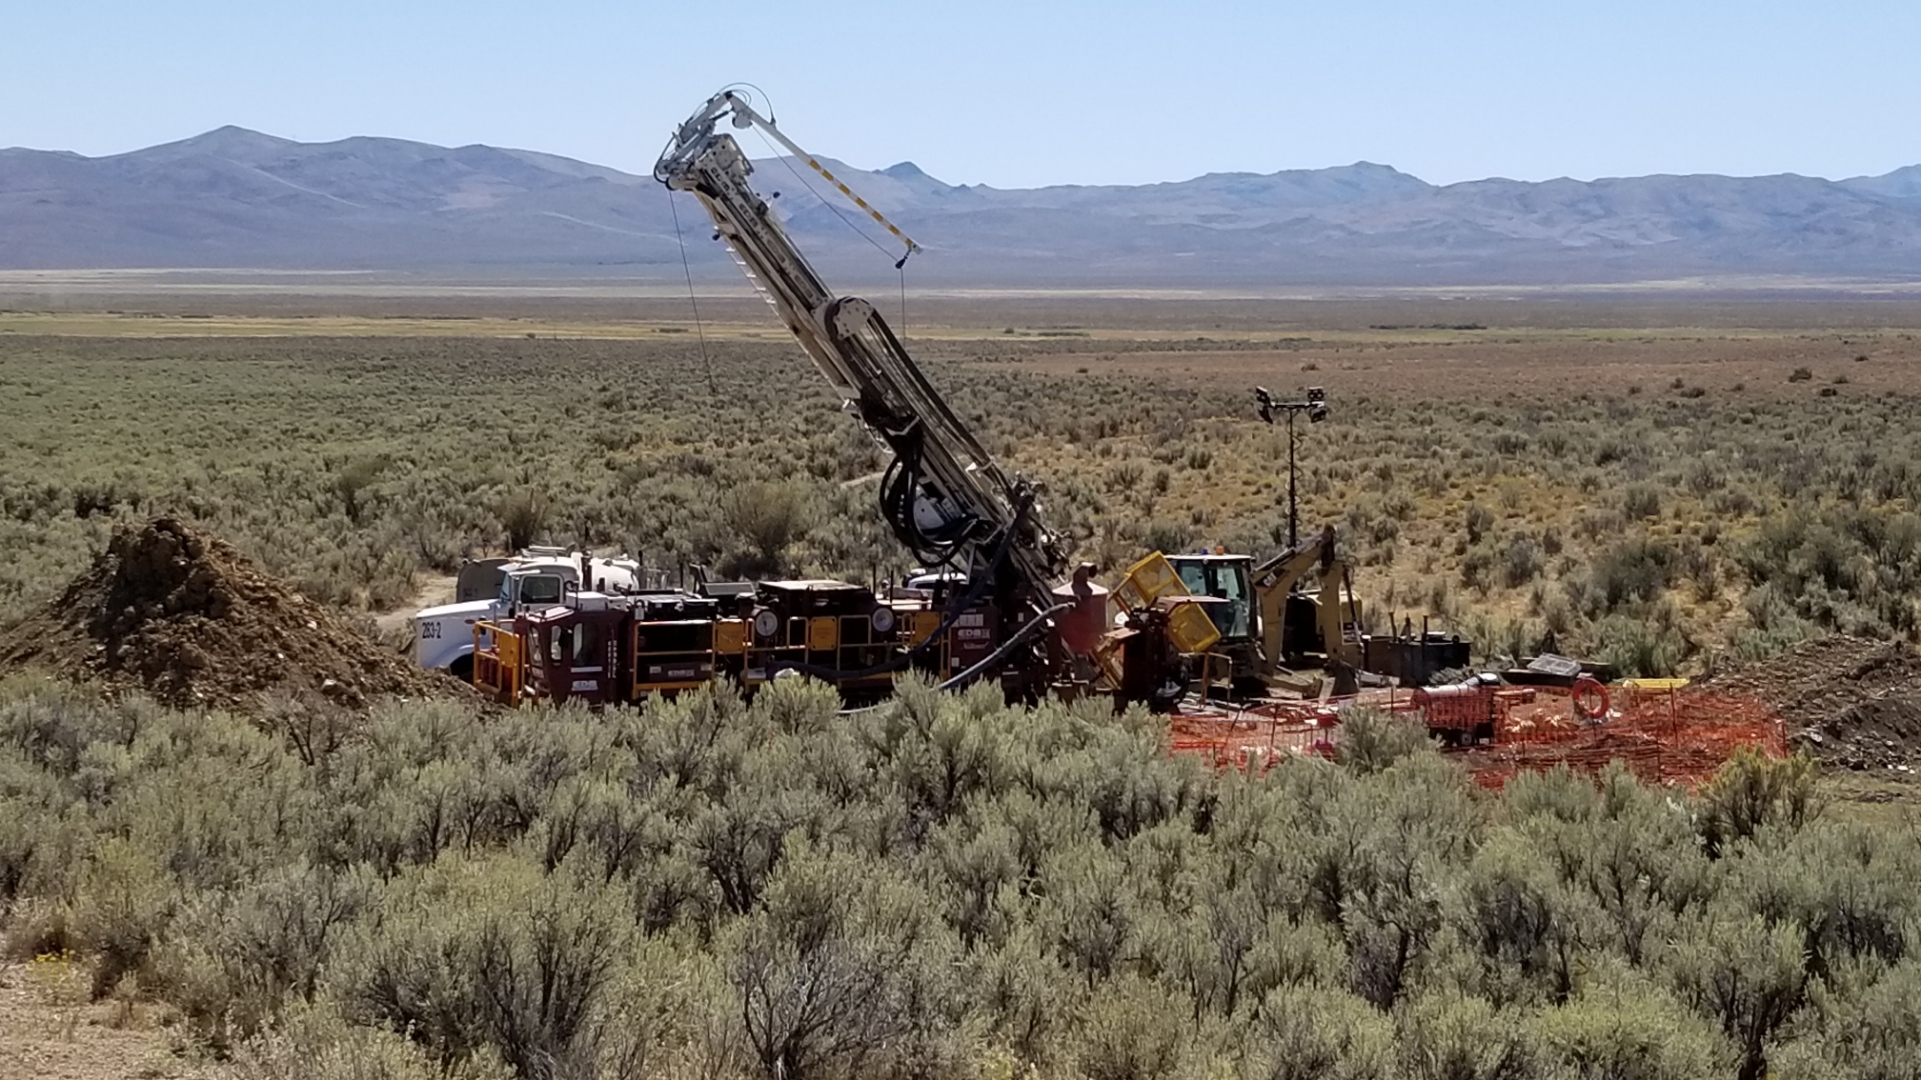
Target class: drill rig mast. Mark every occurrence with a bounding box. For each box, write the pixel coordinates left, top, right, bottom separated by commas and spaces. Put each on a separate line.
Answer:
655, 90, 1072, 693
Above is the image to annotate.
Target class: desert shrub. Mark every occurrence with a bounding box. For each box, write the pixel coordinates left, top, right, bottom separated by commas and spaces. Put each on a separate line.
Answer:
1586, 536, 1676, 614
1464, 502, 1495, 544
1453, 829, 1587, 1006
493, 489, 549, 552
1592, 614, 1683, 678
1666, 911, 1810, 1080
1045, 840, 1138, 986
1334, 756, 1477, 1009
1491, 431, 1530, 455
1501, 537, 1545, 588
154, 860, 376, 1046
1333, 707, 1433, 775
67, 837, 177, 998
1769, 959, 1921, 1080
1461, 542, 1498, 592
1621, 482, 1662, 521
969, 924, 1075, 1065
330, 854, 629, 1077
1067, 972, 1190, 1080
1696, 748, 1817, 858
717, 480, 815, 580
1105, 461, 1145, 494
1247, 982, 1394, 1080
331, 456, 391, 526
1514, 764, 1710, 966
728, 841, 959, 1080
13, 648, 1921, 1076
240, 999, 512, 1080
1528, 962, 1733, 1080
0, 750, 86, 915
1394, 991, 1533, 1080
1136, 519, 1195, 555
1730, 507, 1921, 639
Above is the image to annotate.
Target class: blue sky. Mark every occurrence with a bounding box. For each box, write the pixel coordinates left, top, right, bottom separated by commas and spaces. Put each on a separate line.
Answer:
4, 0, 1917, 187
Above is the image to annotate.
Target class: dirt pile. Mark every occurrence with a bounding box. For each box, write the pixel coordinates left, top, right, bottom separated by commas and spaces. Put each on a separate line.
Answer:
0, 518, 459, 709
1702, 635, 1921, 772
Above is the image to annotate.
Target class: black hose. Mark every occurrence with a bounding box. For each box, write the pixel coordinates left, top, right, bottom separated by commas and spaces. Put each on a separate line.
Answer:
766, 501, 1033, 683
878, 434, 978, 568
939, 601, 1076, 692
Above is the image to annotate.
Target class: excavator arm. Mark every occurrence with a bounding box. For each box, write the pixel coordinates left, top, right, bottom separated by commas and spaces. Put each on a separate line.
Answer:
1253, 524, 1341, 667
655, 91, 1071, 681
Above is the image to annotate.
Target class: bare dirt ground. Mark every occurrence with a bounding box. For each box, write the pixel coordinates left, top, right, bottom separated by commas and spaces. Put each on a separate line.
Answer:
983, 329, 1921, 402
371, 573, 458, 638
0, 961, 220, 1080
1703, 636, 1921, 774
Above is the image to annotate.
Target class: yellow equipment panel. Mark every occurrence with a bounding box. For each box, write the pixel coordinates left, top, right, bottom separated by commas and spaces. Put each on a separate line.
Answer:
906, 610, 942, 646
1117, 552, 1188, 612
1164, 600, 1223, 654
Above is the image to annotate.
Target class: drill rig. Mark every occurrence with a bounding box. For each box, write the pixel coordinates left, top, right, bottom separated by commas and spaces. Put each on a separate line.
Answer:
655, 90, 1076, 697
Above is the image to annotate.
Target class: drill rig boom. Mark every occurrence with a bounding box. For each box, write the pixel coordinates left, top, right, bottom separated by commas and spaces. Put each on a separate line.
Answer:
655, 90, 1071, 684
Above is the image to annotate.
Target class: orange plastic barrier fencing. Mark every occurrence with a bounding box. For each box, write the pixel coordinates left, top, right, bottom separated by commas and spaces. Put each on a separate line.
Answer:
1167, 683, 1787, 789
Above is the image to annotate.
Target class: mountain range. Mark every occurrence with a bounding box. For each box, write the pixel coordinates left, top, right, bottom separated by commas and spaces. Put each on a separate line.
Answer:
4, 126, 1921, 285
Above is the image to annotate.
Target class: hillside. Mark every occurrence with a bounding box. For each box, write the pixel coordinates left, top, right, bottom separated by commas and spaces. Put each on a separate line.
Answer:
5, 126, 1921, 284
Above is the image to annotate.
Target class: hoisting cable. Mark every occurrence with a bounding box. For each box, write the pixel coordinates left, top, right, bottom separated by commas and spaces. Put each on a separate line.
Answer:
726, 95, 922, 262
665, 187, 719, 399
753, 125, 904, 265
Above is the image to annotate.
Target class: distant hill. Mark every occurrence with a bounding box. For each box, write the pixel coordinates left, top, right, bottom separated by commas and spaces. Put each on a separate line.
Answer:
4, 126, 1921, 285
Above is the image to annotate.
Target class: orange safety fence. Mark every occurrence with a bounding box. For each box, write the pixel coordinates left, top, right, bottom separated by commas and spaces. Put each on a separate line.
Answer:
1458, 683, 1787, 790
1167, 682, 1787, 789
1168, 699, 1343, 771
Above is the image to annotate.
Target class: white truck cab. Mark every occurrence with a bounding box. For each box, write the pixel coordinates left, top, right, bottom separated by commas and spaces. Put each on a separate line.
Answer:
411, 551, 650, 679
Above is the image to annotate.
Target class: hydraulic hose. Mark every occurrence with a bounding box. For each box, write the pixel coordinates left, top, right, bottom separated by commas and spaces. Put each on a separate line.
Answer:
938, 601, 1076, 692
767, 501, 1033, 683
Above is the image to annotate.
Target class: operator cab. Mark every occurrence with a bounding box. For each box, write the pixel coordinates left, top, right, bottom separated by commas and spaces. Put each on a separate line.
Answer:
499, 566, 571, 615
1165, 554, 1255, 642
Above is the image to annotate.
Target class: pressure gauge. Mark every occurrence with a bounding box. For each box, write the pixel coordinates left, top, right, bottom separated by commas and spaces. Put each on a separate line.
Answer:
753, 608, 780, 639
872, 606, 898, 634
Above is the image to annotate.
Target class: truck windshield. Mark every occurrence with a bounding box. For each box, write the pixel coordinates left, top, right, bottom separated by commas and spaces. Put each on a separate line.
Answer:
519, 575, 563, 605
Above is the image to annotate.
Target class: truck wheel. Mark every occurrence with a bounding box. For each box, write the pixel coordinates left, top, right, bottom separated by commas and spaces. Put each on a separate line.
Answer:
447, 655, 475, 684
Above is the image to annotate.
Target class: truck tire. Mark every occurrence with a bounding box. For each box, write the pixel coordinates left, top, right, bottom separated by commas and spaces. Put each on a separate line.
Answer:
447, 655, 475, 684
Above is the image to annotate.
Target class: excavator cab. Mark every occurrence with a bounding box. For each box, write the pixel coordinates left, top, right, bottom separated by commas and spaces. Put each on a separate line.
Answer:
1165, 553, 1264, 696
1167, 526, 1364, 699
1167, 555, 1256, 643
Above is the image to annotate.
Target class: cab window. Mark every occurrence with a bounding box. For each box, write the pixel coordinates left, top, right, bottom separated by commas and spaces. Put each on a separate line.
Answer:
1218, 567, 1251, 640
519, 575, 563, 605
1177, 563, 1209, 596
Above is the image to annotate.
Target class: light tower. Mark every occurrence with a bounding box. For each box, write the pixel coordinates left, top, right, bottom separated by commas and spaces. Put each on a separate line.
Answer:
1254, 386, 1329, 549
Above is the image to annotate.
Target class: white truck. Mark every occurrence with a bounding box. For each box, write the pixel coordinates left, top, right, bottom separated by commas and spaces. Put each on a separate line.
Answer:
411, 548, 655, 680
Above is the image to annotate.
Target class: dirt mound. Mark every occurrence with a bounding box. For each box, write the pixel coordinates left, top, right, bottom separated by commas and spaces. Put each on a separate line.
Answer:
1701, 635, 1921, 772
0, 518, 461, 709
